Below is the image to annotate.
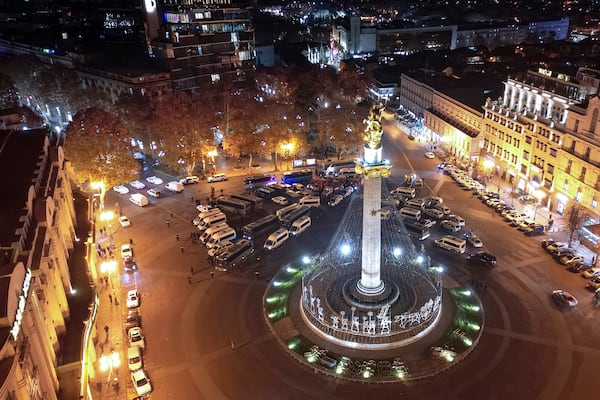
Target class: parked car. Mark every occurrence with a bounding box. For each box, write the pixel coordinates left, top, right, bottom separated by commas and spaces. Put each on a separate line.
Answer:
113, 185, 129, 195
119, 216, 131, 228
272, 196, 289, 206
525, 224, 546, 236
180, 176, 199, 185
421, 219, 436, 228
127, 346, 143, 372
582, 267, 600, 279
567, 261, 592, 273
559, 254, 584, 266
125, 309, 141, 331
128, 327, 146, 349
541, 239, 557, 249
468, 251, 497, 267
207, 173, 227, 183
425, 151, 436, 159
589, 277, 600, 290
447, 215, 465, 227
441, 220, 461, 232
467, 234, 483, 248
519, 195, 536, 204
146, 176, 163, 185
552, 290, 578, 308
130, 180, 146, 190
328, 195, 344, 207
550, 247, 574, 258
147, 188, 161, 198
131, 369, 152, 396
126, 290, 140, 308
545, 241, 568, 253
121, 244, 133, 261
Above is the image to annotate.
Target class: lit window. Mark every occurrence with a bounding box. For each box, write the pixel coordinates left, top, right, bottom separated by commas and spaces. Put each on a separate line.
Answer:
576, 189, 582, 202
592, 197, 597, 208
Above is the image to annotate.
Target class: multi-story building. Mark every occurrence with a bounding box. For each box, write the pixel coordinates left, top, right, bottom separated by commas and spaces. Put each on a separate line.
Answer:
0, 127, 86, 399
399, 71, 500, 164
146, 0, 256, 92
482, 67, 600, 238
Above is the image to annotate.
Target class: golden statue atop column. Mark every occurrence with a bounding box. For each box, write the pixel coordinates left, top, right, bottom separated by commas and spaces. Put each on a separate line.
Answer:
363, 103, 385, 149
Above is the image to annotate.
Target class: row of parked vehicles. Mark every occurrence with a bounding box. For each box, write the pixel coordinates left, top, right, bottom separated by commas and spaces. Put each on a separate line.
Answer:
388, 183, 496, 265
444, 165, 547, 236
116, 242, 152, 397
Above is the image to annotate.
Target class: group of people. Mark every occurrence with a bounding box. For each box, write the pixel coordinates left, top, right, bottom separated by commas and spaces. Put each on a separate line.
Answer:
95, 243, 113, 259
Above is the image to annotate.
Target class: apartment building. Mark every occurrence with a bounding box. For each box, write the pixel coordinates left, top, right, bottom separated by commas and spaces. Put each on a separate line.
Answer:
146, 0, 256, 92
0, 127, 84, 399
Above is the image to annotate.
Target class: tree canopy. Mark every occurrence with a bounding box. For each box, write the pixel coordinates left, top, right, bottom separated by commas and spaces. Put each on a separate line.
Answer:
65, 107, 139, 186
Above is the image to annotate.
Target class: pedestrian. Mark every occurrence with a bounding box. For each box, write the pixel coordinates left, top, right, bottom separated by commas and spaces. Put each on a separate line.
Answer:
220, 188, 224, 196
129, 238, 133, 245
210, 271, 215, 279
187, 276, 192, 284
254, 271, 260, 279
108, 293, 113, 304
176, 233, 180, 241
190, 266, 194, 274
166, 220, 171, 227
104, 325, 109, 334
180, 246, 184, 253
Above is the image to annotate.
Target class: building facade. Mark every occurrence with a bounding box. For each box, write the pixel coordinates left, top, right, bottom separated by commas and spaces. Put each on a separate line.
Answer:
0, 128, 81, 399
146, 0, 256, 92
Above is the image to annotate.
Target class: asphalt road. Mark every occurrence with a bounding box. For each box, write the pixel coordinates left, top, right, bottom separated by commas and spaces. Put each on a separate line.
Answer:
107, 119, 600, 400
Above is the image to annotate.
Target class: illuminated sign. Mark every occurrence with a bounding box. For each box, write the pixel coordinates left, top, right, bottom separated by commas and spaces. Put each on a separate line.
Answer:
11, 269, 33, 341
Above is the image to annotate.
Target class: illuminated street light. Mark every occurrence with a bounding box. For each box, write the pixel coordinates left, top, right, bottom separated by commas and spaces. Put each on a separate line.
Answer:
99, 352, 121, 372
100, 260, 117, 274
341, 244, 351, 256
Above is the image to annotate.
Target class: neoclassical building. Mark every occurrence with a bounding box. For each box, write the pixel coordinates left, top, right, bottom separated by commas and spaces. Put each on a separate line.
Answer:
483, 67, 600, 248
0, 127, 83, 399
400, 66, 600, 250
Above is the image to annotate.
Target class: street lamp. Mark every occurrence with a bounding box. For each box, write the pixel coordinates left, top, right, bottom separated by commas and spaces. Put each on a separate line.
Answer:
533, 189, 546, 223
99, 351, 121, 389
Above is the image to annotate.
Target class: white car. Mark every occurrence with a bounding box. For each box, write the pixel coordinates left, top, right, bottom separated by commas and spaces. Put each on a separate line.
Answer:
113, 185, 129, 195
119, 216, 131, 228
559, 254, 584, 265
272, 196, 289, 206
441, 220, 461, 232
467, 234, 483, 248
207, 173, 227, 183
121, 244, 133, 260
127, 346, 143, 371
328, 195, 344, 207
344, 186, 354, 198
447, 214, 465, 227
146, 176, 163, 185
207, 240, 234, 258
126, 289, 140, 308
130, 180, 146, 190
128, 327, 145, 349
582, 267, 600, 279
425, 152, 436, 159
131, 369, 152, 396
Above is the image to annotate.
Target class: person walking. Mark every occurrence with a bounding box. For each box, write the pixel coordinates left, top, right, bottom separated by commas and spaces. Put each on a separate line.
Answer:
108, 293, 113, 304
176, 233, 180, 241
180, 246, 184, 253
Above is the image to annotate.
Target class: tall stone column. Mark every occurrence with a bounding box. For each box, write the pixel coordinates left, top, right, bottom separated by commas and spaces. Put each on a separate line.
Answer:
358, 170, 383, 294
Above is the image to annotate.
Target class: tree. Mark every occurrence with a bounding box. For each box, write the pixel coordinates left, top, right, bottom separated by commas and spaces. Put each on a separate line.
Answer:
150, 91, 219, 176
64, 107, 139, 186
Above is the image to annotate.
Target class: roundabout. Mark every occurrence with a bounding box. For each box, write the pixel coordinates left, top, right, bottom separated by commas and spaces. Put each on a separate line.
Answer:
263, 104, 484, 382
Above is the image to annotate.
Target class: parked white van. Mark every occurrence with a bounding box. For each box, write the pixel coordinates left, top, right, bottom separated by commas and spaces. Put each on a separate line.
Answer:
399, 207, 421, 221
289, 215, 311, 236
405, 198, 427, 210
129, 193, 149, 207
198, 213, 227, 231
206, 227, 237, 249
200, 222, 230, 244
264, 228, 290, 251
391, 187, 416, 199
299, 196, 321, 207
276, 203, 300, 219
165, 181, 184, 193
434, 235, 466, 254
193, 208, 222, 226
